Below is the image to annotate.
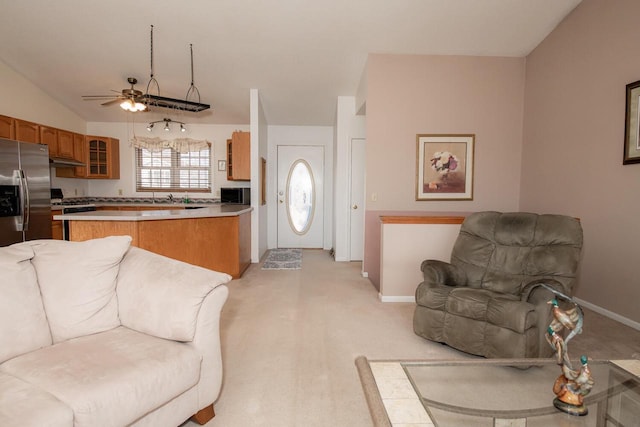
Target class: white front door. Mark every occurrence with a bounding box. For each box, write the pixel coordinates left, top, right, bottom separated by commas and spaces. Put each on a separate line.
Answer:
277, 145, 324, 248
349, 138, 365, 261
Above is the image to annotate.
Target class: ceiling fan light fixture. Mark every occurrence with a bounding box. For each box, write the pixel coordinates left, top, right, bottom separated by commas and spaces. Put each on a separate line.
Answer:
120, 99, 133, 111
120, 98, 146, 112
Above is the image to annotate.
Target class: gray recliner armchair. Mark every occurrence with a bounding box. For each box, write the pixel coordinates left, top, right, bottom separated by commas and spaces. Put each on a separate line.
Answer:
413, 211, 583, 358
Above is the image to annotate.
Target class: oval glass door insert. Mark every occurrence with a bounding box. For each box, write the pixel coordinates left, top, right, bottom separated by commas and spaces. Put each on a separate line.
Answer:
287, 159, 315, 234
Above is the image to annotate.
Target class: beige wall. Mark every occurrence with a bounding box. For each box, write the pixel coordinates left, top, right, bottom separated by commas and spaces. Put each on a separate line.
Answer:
364, 54, 525, 281
0, 60, 86, 133
522, 0, 640, 323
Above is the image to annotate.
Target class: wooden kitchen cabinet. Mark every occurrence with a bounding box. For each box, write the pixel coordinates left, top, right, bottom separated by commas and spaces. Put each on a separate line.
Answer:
227, 131, 250, 181
73, 132, 86, 174
86, 136, 120, 179
51, 209, 63, 240
55, 132, 88, 178
0, 115, 15, 139
15, 119, 40, 144
56, 129, 74, 159
40, 126, 59, 157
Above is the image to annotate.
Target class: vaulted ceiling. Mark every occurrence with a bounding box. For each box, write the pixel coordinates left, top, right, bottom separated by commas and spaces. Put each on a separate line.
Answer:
0, 0, 581, 126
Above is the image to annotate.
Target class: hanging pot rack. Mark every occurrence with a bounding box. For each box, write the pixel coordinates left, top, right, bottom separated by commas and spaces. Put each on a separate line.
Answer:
142, 25, 210, 113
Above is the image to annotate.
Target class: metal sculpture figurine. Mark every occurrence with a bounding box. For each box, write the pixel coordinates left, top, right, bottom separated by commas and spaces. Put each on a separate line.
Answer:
542, 285, 594, 416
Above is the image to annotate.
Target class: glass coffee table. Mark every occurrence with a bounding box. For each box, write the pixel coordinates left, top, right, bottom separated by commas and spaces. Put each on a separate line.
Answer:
359, 358, 640, 427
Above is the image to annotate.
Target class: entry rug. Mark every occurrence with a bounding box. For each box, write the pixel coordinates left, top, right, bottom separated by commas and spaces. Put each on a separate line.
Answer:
261, 248, 302, 270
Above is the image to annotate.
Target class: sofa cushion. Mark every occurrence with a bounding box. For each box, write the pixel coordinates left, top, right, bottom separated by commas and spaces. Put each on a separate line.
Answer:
0, 244, 52, 363
117, 246, 232, 342
26, 236, 131, 343
0, 371, 73, 427
0, 326, 201, 427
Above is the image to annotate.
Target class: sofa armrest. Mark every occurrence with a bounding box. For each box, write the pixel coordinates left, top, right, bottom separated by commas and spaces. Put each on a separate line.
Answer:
420, 259, 467, 287
116, 246, 232, 342
187, 284, 229, 410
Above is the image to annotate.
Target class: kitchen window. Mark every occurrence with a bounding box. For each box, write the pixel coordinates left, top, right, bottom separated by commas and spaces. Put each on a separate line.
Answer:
135, 147, 211, 192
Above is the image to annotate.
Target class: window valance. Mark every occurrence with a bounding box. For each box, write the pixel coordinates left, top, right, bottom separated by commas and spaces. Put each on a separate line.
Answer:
130, 136, 211, 153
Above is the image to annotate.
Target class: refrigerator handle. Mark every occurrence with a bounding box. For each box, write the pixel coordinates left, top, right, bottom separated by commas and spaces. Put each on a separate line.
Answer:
16, 169, 30, 231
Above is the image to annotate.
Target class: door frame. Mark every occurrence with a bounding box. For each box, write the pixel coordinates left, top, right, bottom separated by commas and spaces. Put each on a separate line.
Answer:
266, 126, 334, 250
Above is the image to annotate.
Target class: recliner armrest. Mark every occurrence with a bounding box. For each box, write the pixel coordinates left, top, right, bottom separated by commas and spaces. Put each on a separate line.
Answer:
420, 259, 467, 287
520, 278, 569, 304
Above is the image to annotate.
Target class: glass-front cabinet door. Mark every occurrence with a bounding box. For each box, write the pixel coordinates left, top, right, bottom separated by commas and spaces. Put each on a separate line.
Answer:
85, 136, 119, 179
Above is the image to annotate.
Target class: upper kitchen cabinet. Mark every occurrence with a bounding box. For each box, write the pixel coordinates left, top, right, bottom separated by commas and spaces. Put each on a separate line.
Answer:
55, 132, 87, 178
227, 131, 250, 181
56, 129, 75, 159
39, 126, 59, 157
0, 115, 15, 139
15, 119, 40, 144
86, 136, 120, 179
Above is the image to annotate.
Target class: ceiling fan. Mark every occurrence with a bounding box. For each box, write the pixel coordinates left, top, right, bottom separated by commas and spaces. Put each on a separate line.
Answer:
82, 77, 147, 112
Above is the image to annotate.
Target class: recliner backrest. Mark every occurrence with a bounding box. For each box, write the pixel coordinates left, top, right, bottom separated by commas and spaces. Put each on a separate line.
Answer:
450, 211, 583, 295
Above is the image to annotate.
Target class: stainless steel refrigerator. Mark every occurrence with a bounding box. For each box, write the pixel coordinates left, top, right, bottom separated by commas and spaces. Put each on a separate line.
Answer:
0, 137, 51, 246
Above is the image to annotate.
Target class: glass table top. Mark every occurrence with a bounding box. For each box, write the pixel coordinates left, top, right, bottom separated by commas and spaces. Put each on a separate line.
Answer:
368, 358, 640, 427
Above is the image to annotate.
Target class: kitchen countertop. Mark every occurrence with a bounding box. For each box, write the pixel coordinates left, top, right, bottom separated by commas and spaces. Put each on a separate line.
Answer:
53, 204, 252, 221
51, 202, 215, 210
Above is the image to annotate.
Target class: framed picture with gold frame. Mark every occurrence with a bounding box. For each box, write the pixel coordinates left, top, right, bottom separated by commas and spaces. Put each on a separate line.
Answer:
416, 134, 474, 201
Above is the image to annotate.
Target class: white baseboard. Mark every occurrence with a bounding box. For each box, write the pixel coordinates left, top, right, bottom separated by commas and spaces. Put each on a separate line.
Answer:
379, 294, 415, 303
361, 271, 368, 278
574, 297, 640, 331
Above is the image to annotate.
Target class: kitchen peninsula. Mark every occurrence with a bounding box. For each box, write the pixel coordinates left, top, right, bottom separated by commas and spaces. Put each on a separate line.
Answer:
54, 205, 252, 278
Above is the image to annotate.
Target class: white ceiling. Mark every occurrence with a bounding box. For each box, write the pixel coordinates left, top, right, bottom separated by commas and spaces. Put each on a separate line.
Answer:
0, 0, 581, 126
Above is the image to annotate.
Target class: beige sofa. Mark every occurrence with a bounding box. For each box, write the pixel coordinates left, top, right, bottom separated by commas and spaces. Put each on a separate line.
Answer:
0, 236, 230, 427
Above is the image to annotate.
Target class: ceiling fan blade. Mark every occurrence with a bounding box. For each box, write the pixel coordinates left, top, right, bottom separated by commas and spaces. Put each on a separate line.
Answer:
101, 98, 123, 106
82, 95, 119, 99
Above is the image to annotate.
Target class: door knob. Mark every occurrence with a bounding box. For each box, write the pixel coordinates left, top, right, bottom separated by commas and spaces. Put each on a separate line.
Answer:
279, 200, 284, 204
352, 204, 358, 209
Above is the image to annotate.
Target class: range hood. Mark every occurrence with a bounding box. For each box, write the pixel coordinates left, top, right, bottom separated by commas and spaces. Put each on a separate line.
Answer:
49, 157, 86, 168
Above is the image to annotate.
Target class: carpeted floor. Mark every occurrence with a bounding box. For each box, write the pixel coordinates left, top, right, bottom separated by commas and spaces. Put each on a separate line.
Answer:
183, 249, 640, 427
261, 248, 303, 270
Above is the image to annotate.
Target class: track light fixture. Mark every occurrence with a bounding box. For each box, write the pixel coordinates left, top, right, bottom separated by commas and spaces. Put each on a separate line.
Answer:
146, 118, 187, 133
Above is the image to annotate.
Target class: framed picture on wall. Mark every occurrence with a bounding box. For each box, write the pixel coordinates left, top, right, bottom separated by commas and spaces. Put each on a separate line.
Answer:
416, 134, 475, 200
218, 160, 226, 171
623, 80, 640, 164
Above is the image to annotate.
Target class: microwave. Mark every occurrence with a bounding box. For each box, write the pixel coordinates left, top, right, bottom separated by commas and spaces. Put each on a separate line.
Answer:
221, 187, 250, 204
